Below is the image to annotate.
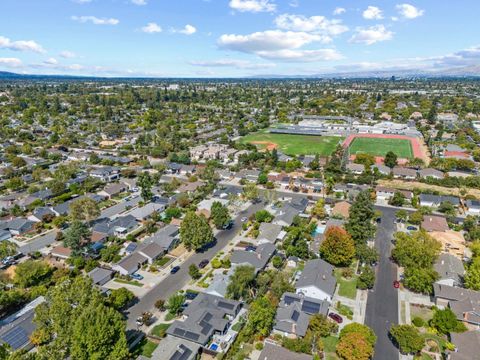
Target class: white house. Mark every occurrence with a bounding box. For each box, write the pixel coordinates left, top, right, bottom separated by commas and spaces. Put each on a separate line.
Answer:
295, 259, 336, 302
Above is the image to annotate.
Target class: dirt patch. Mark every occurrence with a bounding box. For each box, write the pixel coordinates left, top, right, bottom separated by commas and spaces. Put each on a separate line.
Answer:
1, 265, 17, 281
251, 141, 278, 151
378, 178, 480, 198
169, 243, 189, 258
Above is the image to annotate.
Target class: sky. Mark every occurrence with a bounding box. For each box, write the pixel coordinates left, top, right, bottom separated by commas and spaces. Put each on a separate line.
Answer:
0, 0, 479, 77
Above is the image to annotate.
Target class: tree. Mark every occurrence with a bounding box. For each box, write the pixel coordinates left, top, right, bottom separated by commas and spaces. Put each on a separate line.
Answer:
409, 211, 424, 225
188, 264, 201, 280
346, 190, 376, 247
389, 324, 424, 354
396, 209, 408, 223
210, 201, 231, 229
167, 293, 185, 315
180, 211, 213, 250
403, 267, 439, 294
355, 243, 379, 265
226, 265, 256, 300
438, 201, 456, 216
243, 296, 276, 339
154, 299, 166, 311
311, 198, 327, 219
14, 260, 52, 288
464, 264, 480, 290
384, 151, 398, 168
320, 226, 355, 266
255, 209, 273, 223
108, 288, 135, 310
33, 276, 129, 359
357, 266, 375, 289
63, 220, 91, 255
69, 197, 100, 222
308, 314, 338, 337
243, 182, 259, 201
336, 332, 374, 360
392, 231, 441, 269
138, 172, 153, 202
431, 308, 467, 335
0, 240, 17, 259
389, 191, 406, 207
272, 255, 283, 269
339, 323, 376, 346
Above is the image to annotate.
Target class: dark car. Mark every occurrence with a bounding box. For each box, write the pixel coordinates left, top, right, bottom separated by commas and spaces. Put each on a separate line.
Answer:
245, 245, 256, 252
328, 313, 343, 324
170, 266, 180, 274
185, 291, 198, 300
393, 280, 400, 289
222, 220, 234, 230
198, 259, 209, 269
196, 238, 217, 253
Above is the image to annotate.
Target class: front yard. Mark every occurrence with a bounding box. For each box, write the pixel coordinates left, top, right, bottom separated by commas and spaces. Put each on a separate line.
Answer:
131, 338, 158, 358
334, 269, 357, 300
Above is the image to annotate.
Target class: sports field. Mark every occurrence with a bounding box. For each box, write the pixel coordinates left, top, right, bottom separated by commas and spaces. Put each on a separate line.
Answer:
240, 131, 342, 156
348, 137, 413, 158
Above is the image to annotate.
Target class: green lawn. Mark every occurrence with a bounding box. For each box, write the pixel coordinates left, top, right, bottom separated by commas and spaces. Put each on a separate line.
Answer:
334, 271, 358, 300
131, 338, 158, 358
150, 323, 170, 338
348, 137, 413, 158
322, 336, 339, 353
240, 131, 343, 156
114, 278, 143, 287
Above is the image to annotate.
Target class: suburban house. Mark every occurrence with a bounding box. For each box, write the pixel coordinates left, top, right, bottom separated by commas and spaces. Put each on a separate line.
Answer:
371, 164, 391, 175
230, 243, 276, 273
90, 166, 120, 182
92, 215, 139, 239
449, 331, 480, 360
392, 167, 417, 180
295, 259, 336, 302
28, 207, 56, 223
149, 335, 200, 360
375, 186, 395, 201
418, 168, 445, 180
346, 162, 364, 174
434, 253, 465, 287
237, 169, 260, 182
112, 252, 148, 276
88, 267, 114, 286
465, 200, 480, 216
98, 183, 127, 199
0, 218, 35, 236
205, 267, 236, 298
0, 229, 11, 242
137, 242, 164, 264
257, 223, 285, 244
421, 215, 449, 232
176, 181, 204, 194
419, 194, 460, 208
126, 202, 165, 221
273, 205, 303, 227
143, 224, 180, 253
0, 296, 45, 351
166, 293, 241, 347
273, 292, 329, 338
258, 343, 313, 360
50, 245, 72, 260
433, 284, 480, 327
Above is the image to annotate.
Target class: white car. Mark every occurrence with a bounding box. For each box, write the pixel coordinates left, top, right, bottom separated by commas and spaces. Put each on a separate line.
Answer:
241, 217, 248, 222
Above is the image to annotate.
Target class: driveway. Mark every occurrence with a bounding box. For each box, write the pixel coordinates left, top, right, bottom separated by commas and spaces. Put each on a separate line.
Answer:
125, 201, 264, 329
365, 205, 399, 360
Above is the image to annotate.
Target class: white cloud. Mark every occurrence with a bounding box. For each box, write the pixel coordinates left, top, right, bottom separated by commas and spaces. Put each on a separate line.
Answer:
229, 0, 276, 13
289, 0, 299, 8
218, 30, 342, 62
131, 0, 147, 5
141, 22, 162, 33
0, 36, 46, 53
274, 14, 348, 36
59, 50, 76, 58
44, 58, 58, 65
396, 3, 424, 19
432, 45, 480, 67
0, 57, 22, 67
350, 25, 393, 45
189, 59, 275, 69
71, 15, 119, 25
333, 7, 346, 15
179, 24, 197, 35
362, 6, 383, 20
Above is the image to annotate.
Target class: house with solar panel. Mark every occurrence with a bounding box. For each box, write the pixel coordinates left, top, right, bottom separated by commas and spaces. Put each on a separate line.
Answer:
0, 296, 45, 352
166, 293, 242, 353
273, 292, 329, 338
295, 259, 337, 302
148, 335, 200, 360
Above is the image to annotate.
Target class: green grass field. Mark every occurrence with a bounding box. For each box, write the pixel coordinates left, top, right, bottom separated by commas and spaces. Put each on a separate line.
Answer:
348, 137, 413, 158
240, 131, 342, 156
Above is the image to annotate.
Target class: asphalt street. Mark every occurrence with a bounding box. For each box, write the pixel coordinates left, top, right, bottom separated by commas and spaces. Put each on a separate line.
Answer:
18, 229, 58, 255
125, 200, 265, 329
365, 205, 399, 360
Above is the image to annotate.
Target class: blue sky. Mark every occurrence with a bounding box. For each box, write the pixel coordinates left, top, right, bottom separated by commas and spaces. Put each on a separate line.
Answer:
0, 0, 479, 77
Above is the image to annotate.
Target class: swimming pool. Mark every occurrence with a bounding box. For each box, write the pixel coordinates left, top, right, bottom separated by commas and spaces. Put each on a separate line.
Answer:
313, 225, 326, 236
209, 343, 219, 351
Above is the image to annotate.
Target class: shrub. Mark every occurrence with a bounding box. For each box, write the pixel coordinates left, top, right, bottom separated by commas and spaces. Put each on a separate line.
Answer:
412, 317, 424, 328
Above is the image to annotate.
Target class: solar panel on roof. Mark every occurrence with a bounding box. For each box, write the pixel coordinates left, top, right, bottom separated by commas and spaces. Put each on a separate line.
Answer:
170, 346, 193, 360
184, 331, 200, 341
283, 295, 299, 305
200, 323, 212, 335
291, 310, 300, 322
202, 312, 213, 322
217, 301, 235, 310
302, 300, 321, 314
173, 328, 186, 337
1, 327, 29, 350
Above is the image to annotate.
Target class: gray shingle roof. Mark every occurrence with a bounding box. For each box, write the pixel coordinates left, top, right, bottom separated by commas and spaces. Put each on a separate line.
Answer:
296, 259, 336, 297
230, 243, 276, 271
258, 343, 313, 360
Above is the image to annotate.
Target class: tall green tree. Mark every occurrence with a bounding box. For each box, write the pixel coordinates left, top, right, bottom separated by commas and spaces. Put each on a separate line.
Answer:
137, 172, 153, 202
345, 190, 376, 246
69, 197, 100, 222
389, 324, 424, 354
210, 201, 231, 229
320, 226, 355, 266
63, 220, 91, 255
384, 151, 398, 168
226, 265, 256, 301
180, 212, 213, 250
243, 296, 276, 339
430, 308, 467, 335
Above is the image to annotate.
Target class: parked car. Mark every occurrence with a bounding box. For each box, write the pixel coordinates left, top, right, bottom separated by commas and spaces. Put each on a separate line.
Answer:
185, 291, 198, 300
222, 220, 234, 230
170, 266, 180, 274
198, 259, 209, 269
406, 225, 418, 231
328, 313, 343, 323
393, 280, 400, 289
131, 273, 144, 280
241, 217, 248, 222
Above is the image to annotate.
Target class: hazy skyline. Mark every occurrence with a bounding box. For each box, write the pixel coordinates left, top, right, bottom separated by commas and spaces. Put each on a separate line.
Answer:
0, 0, 479, 77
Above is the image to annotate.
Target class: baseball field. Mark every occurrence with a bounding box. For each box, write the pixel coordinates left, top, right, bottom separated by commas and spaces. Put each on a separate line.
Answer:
240, 131, 342, 156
